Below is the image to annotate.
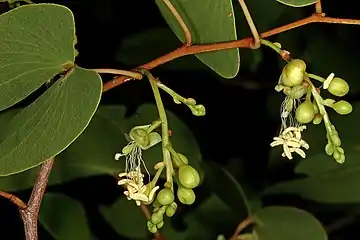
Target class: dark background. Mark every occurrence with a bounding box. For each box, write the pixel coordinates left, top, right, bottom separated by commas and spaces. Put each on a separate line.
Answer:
1, 0, 360, 239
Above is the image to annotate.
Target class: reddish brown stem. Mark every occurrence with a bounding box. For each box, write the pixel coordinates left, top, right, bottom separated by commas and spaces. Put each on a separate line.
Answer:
140, 204, 166, 240
103, 14, 360, 92
0, 190, 27, 209
230, 216, 254, 240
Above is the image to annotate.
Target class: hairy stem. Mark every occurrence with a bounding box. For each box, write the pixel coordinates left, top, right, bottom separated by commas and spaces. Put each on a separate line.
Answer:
238, 0, 260, 48
20, 158, 55, 240
143, 70, 174, 190
162, 0, 192, 46
103, 14, 360, 92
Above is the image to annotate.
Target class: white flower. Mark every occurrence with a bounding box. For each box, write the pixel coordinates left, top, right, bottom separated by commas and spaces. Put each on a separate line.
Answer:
270, 126, 309, 160
118, 167, 159, 206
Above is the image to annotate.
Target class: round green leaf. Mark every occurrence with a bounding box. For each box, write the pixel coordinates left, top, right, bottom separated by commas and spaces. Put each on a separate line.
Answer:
0, 4, 76, 110
100, 197, 148, 239
253, 206, 327, 240
155, 0, 239, 78
0, 67, 102, 176
39, 193, 92, 240
0, 106, 125, 191
265, 162, 360, 203
276, 0, 317, 7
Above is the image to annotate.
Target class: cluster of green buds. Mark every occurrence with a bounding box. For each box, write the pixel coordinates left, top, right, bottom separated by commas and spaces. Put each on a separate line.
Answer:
272, 57, 352, 163
115, 69, 205, 233
147, 150, 201, 233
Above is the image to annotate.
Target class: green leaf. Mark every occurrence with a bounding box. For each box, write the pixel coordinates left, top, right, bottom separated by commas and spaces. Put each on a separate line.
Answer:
204, 161, 253, 217
100, 194, 238, 240
295, 149, 360, 176
100, 197, 148, 239
276, 0, 317, 7
115, 28, 208, 71
253, 206, 327, 240
265, 153, 360, 203
0, 67, 102, 176
39, 193, 92, 240
0, 103, 201, 190
0, 4, 76, 111
155, 0, 239, 78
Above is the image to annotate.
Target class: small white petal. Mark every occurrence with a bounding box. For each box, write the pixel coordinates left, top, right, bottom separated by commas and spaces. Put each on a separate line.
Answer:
292, 148, 306, 158
283, 144, 293, 160
115, 153, 123, 160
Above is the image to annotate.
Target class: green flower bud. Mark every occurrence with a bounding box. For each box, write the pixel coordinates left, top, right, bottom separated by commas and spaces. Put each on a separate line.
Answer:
190, 104, 206, 116
165, 202, 178, 217
177, 187, 196, 205
151, 212, 163, 225
328, 77, 349, 97
333, 150, 341, 162
325, 143, 334, 155
130, 128, 149, 148
280, 59, 306, 87
172, 153, 189, 168
156, 221, 164, 229
147, 221, 157, 233
178, 165, 200, 189
312, 114, 323, 125
156, 188, 175, 206
332, 100, 353, 115
295, 100, 315, 124
288, 85, 307, 99
331, 134, 341, 147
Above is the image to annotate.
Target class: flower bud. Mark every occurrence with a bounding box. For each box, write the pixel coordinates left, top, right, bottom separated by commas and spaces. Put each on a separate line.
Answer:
280, 59, 306, 87
130, 128, 149, 148
177, 187, 196, 205
178, 165, 200, 189
332, 100, 353, 115
165, 202, 177, 217
312, 114, 322, 125
295, 100, 315, 124
328, 77, 349, 97
156, 188, 174, 206
151, 212, 163, 225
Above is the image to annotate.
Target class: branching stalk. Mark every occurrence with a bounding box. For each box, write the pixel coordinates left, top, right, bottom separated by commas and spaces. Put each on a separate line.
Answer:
238, 0, 261, 48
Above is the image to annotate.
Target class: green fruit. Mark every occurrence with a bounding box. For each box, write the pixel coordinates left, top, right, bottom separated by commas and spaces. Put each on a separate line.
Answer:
280, 59, 306, 87
151, 212, 163, 225
295, 101, 315, 124
172, 153, 189, 168
328, 77, 349, 97
177, 187, 196, 205
156, 188, 174, 206
332, 100, 353, 115
178, 165, 200, 189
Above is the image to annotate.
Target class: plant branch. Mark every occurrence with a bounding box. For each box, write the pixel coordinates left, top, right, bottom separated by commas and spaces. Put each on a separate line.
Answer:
103, 14, 360, 92
162, 0, 192, 46
143, 70, 174, 190
92, 68, 143, 80
230, 216, 254, 240
315, 0, 323, 14
238, 0, 260, 49
19, 158, 55, 240
140, 204, 166, 240
0, 190, 27, 209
